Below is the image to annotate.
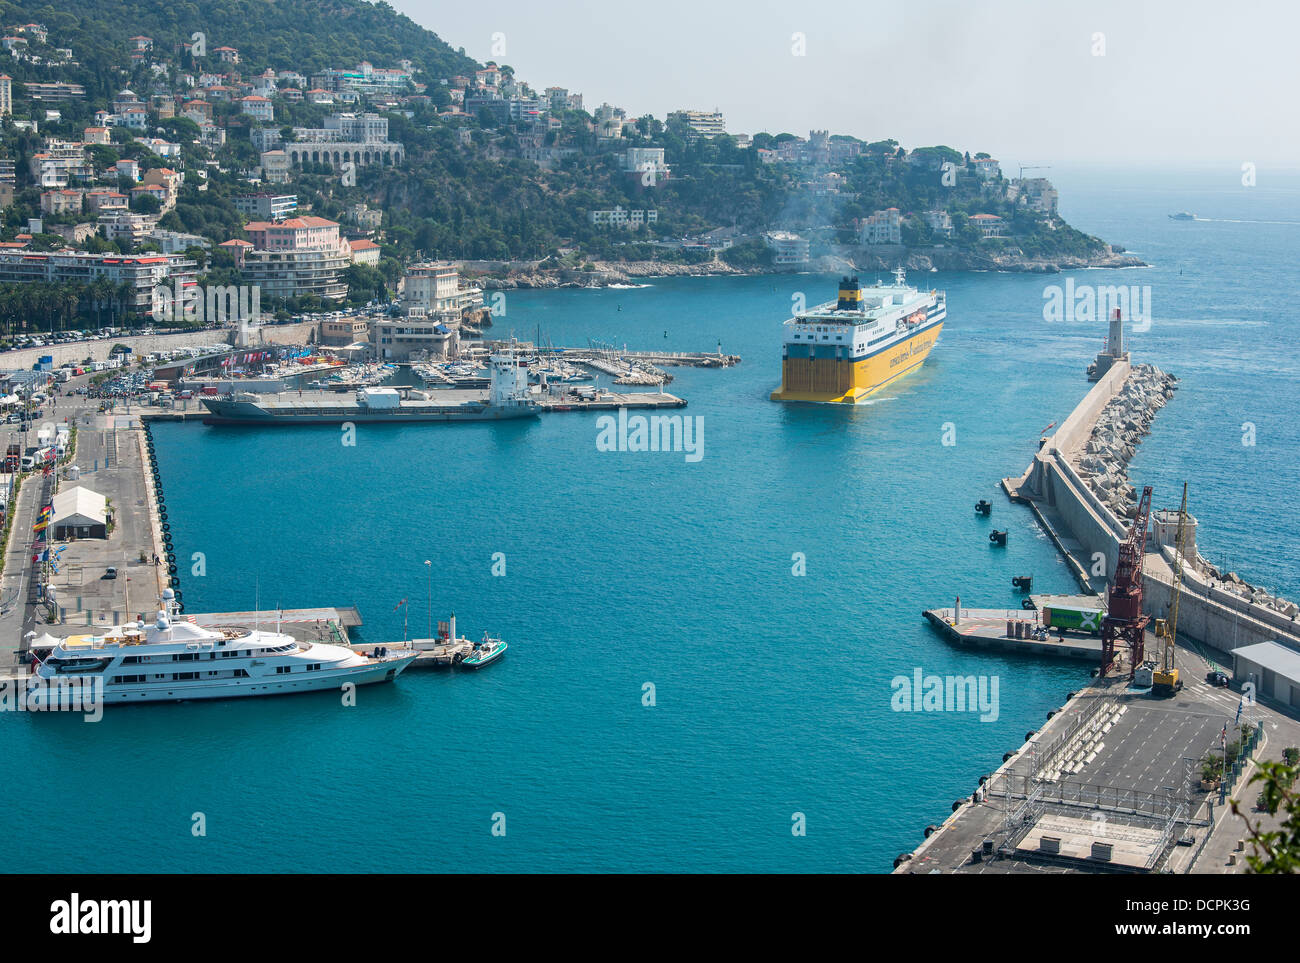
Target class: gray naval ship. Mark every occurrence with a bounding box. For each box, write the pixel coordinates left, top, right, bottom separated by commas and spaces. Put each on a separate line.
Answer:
201, 347, 539, 425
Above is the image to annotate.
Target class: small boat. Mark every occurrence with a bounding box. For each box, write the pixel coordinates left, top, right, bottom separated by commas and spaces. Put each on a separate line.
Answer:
1168, 211, 1196, 221
461, 633, 508, 669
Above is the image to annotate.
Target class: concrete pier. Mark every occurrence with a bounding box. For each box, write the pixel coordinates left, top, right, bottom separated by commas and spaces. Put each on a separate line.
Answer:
923, 606, 1101, 659
894, 674, 1300, 874
349, 638, 472, 667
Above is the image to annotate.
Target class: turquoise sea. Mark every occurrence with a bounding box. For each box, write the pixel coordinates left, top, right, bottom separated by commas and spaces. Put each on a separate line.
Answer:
4, 167, 1298, 872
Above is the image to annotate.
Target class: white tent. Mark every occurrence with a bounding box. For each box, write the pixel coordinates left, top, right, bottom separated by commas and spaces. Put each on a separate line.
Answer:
51, 485, 108, 536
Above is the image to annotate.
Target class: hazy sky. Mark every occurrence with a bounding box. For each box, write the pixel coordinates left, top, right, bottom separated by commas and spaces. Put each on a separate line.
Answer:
393, 0, 1294, 173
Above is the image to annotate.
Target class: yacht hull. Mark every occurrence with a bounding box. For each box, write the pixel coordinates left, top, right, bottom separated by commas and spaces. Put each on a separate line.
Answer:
26, 654, 416, 706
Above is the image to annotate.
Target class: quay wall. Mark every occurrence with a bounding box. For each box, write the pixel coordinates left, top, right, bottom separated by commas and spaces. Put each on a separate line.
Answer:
1043, 457, 1126, 580
1145, 558, 1300, 656
0, 322, 318, 372
1049, 360, 1131, 459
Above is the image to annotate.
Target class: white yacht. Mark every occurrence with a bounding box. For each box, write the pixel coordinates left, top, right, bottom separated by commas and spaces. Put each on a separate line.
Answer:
27, 590, 417, 706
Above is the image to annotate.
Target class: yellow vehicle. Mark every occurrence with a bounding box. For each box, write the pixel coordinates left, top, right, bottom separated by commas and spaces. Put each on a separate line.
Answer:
1153, 484, 1189, 697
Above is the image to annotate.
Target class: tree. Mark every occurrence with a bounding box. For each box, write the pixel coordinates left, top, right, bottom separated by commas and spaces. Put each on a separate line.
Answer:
1232, 755, 1300, 873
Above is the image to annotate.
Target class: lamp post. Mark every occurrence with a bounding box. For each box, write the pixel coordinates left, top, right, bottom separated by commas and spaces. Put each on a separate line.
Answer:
424, 559, 432, 640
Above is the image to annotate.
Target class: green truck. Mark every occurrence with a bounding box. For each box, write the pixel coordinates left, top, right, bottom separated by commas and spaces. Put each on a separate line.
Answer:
1041, 606, 1104, 635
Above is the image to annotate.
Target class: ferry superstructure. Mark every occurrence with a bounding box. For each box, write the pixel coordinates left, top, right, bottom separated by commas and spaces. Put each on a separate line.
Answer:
770, 270, 946, 404
26, 591, 416, 705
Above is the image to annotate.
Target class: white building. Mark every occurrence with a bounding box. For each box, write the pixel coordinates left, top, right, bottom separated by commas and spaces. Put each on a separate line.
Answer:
239, 95, 273, 121
402, 262, 462, 320
622, 147, 669, 182
668, 109, 727, 137
922, 210, 954, 238
764, 231, 810, 266
260, 149, 290, 184
589, 207, 658, 228
860, 208, 901, 245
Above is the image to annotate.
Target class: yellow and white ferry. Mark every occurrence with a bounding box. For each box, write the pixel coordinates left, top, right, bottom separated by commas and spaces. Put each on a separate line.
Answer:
770, 269, 946, 404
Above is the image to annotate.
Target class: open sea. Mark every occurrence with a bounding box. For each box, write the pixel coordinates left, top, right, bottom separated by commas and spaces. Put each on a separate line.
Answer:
4, 167, 1298, 873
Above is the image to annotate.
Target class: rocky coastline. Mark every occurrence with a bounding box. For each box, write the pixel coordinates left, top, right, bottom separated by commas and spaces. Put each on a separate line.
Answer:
472, 249, 1146, 289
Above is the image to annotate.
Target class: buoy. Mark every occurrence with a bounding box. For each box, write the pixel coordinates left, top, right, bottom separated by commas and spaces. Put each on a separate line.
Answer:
1047, 710, 1056, 720
1003, 752, 1014, 762
924, 824, 938, 838
952, 800, 963, 812
167, 564, 177, 575
1021, 597, 1036, 610
975, 499, 992, 516
1026, 731, 1036, 742
989, 530, 1007, 546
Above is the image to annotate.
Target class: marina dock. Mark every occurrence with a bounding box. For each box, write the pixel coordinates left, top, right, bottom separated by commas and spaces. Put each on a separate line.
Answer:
348, 637, 472, 667
539, 390, 685, 411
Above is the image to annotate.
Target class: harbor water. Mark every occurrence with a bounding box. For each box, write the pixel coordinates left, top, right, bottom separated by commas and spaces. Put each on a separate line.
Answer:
3, 167, 1297, 872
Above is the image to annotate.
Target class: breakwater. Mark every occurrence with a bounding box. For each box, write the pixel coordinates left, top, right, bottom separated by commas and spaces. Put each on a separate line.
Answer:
1074, 364, 1178, 521
1007, 359, 1300, 656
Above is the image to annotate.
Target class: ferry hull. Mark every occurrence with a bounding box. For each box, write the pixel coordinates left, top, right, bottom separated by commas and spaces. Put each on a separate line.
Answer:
771, 319, 944, 404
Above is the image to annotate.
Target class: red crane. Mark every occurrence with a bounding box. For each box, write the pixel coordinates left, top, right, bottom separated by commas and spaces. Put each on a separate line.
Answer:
1100, 485, 1152, 680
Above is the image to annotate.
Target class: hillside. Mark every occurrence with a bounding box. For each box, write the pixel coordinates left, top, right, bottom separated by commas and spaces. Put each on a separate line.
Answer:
0, 0, 1141, 316
0, 0, 478, 89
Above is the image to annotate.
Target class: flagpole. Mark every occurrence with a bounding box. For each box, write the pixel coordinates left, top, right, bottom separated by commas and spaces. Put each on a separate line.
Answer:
424, 559, 432, 640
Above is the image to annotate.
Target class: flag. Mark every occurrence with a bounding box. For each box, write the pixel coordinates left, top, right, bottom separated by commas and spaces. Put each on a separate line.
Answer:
1235, 698, 1243, 724
1221, 722, 1228, 747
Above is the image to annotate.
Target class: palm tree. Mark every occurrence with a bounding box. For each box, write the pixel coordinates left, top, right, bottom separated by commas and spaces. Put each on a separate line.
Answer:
90, 277, 113, 328
116, 282, 136, 326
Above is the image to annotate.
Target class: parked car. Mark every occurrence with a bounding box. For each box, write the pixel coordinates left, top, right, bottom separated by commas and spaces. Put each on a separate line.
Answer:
1206, 670, 1230, 688
103, 567, 118, 580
